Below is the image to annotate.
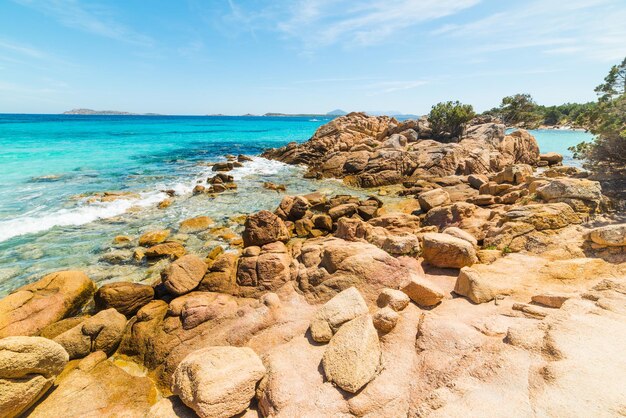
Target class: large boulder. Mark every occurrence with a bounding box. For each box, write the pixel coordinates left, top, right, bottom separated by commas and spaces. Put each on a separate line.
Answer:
0, 336, 68, 418
417, 188, 450, 212
586, 224, 626, 247
309, 287, 368, 343
53, 308, 126, 359
491, 164, 533, 185
237, 242, 291, 292
443, 226, 478, 246
169, 292, 238, 330
275, 196, 310, 221
94, 282, 154, 317
401, 275, 445, 307
423, 202, 492, 241
539, 152, 563, 165
322, 314, 381, 393
294, 237, 411, 303
536, 178, 603, 212
27, 351, 156, 417
162, 255, 208, 296
0, 271, 95, 338
368, 213, 421, 234
172, 346, 266, 418
242, 210, 290, 247
454, 267, 508, 304
504, 203, 580, 230
536, 178, 602, 202
422, 233, 477, 269
199, 253, 239, 294
496, 129, 540, 167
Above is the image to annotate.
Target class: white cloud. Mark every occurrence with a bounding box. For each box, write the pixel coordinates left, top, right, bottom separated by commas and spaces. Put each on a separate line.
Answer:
226, 0, 480, 48
366, 79, 430, 95
12, 0, 153, 46
432, 0, 626, 62
0, 39, 48, 59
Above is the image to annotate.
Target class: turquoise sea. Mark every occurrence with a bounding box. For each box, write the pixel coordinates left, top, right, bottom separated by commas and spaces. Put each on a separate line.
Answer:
0, 114, 594, 295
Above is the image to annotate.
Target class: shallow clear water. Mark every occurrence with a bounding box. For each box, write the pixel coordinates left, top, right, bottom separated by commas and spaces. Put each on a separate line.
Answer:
517, 128, 592, 167
0, 115, 594, 295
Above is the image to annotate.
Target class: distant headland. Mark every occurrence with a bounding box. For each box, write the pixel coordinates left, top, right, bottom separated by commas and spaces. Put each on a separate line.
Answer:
63, 108, 161, 116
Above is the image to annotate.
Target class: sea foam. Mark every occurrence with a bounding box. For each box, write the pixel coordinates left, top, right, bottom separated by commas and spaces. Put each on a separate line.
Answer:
0, 191, 165, 243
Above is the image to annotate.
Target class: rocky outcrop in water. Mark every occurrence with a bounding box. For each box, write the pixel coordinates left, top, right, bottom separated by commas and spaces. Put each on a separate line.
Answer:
262, 112, 540, 187
0, 114, 625, 417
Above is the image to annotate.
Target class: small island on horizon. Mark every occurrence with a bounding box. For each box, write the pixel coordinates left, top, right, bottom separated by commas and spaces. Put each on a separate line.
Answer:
63, 108, 162, 116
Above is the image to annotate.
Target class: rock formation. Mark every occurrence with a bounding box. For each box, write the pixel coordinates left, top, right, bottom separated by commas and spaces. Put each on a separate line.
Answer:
0, 114, 624, 417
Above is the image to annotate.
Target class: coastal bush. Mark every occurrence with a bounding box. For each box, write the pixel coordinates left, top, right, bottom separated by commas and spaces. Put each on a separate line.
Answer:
570, 57, 626, 170
428, 101, 475, 141
484, 94, 595, 128
497, 93, 542, 128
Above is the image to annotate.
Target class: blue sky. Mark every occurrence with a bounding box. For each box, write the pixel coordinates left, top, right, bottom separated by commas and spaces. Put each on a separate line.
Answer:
1, 0, 625, 115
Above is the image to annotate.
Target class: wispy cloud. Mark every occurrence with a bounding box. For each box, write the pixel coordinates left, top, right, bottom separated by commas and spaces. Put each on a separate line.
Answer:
432, 0, 626, 61
0, 38, 74, 68
224, 0, 480, 49
365, 79, 430, 95
0, 39, 48, 59
12, 0, 153, 46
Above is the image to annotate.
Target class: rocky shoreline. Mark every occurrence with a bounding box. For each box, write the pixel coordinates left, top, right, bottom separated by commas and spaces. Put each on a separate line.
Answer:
1, 113, 625, 417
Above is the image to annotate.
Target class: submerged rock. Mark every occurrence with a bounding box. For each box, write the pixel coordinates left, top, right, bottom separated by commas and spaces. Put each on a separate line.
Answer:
138, 229, 170, 247
179, 216, 213, 233
145, 242, 186, 260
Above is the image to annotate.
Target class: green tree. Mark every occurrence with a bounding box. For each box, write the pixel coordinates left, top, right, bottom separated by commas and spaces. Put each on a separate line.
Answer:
570, 57, 626, 169
428, 101, 475, 141
594, 57, 626, 102
497, 93, 542, 127
543, 107, 563, 125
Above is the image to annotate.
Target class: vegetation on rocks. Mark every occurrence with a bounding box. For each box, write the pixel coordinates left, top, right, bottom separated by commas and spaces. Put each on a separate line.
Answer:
428, 100, 475, 140
484, 93, 596, 128
1, 94, 626, 417
570, 57, 626, 171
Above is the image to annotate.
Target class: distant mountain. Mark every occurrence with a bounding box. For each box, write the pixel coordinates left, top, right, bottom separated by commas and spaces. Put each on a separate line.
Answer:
326, 109, 348, 116
63, 108, 161, 116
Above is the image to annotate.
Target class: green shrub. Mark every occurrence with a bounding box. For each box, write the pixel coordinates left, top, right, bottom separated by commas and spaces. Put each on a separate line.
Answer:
428, 101, 475, 141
